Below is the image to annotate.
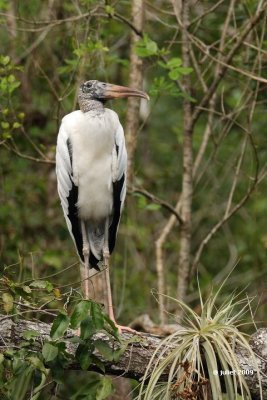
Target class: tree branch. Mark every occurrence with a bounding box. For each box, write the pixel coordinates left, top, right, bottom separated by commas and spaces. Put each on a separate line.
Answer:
0, 317, 266, 399
129, 186, 183, 224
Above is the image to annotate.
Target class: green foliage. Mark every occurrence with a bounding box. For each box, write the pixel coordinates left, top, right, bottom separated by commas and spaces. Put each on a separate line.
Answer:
0, 271, 127, 399
149, 76, 181, 98
0, 56, 21, 94
50, 312, 70, 339
135, 34, 158, 58
158, 57, 193, 81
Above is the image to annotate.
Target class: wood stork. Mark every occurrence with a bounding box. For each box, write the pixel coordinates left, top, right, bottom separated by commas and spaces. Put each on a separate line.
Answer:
56, 80, 149, 332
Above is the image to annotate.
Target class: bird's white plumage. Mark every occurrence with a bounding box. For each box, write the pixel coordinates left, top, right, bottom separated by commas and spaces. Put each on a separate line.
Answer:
56, 108, 127, 264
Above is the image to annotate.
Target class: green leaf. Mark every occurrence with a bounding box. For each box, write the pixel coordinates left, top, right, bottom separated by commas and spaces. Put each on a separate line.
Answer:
80, 316, 96, 340
96, 376, 113, 400
91, 354, 105, 373
167, 57, 182, 68
91, 302, 104, 330
94, 340, 114, 361
22, 285, 32, 294
12, 122, 21, 129
168, 69, 181, 80
150, 76, 181, 98
50, 313, 70, 339
42, 342, 58, 362
146, 40, 158, 55
105, 5, 115, 16
22, 330, 39, 340
103, 314, 120, 340
2, 292, 13, 313
30, 279, 47, 288
2, 131, 11, 139
0, 354, 4, 364
178, 66, 193, 75
45, 281, 54, 292
135, 35, 158, 58
0, 56, 10, 66
7, 74, 15, 83
76, 344, 92, 370
1, 121, 10, 129
30, 279, 53, 292
1, 108, 9, 115
70, 300, 91, 329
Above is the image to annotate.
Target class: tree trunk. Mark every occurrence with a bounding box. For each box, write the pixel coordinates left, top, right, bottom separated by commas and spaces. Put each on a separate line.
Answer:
173, 0, 194, 305
125, 0, 144, 185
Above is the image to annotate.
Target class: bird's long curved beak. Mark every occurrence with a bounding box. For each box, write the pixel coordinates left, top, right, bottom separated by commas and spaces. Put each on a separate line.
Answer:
104, 84, 149, 101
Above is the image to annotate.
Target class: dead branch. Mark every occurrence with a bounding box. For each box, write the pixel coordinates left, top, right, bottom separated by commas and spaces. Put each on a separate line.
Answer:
0, 317, 266, 399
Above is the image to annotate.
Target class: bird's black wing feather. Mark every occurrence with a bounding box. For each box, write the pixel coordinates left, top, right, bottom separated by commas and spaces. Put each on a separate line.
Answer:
108, 125, 127, 254
109, 174, 125, 253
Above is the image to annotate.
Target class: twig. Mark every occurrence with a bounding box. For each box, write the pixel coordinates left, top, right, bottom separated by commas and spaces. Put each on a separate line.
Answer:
129, 186, 183, 224
224, 133, 248, 218
193, 0, 236, 178
155, 210, 179, 325
191, 5, 267, 127
189, 0, 225, 27
3, 143, 55, 164
191, 127, 259, 276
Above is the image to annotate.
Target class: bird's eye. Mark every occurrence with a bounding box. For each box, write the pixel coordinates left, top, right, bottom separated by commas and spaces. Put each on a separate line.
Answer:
82, 82, 92, 93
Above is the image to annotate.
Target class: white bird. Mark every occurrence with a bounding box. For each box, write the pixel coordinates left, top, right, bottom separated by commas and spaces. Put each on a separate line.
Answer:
56, 80, 149, 332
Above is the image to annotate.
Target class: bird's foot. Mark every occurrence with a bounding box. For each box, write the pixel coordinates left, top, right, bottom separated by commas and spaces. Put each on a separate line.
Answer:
114, 323, 141, 335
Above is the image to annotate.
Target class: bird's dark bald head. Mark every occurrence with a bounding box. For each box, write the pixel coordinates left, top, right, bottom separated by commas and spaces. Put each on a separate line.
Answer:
79, 80, 107, 101
78, 80, 149, 112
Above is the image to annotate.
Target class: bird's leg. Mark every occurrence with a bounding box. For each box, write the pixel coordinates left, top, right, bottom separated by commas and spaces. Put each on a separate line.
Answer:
103, 219, 112, 314
103, 220, 138, 335
81, 221, 90, 299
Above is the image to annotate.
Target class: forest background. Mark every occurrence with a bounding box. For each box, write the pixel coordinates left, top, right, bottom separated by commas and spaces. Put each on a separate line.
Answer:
0, 0, 267, 399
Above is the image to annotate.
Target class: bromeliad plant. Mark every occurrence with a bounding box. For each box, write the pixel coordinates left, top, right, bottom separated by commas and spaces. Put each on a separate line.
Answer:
136, 281, 262, 400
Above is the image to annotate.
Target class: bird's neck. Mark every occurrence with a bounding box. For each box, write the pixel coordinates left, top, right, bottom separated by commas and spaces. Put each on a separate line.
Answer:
79, 98, 105, 113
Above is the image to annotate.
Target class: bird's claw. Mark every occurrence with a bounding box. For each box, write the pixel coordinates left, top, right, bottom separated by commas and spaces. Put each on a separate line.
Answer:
115, 324, 141, 335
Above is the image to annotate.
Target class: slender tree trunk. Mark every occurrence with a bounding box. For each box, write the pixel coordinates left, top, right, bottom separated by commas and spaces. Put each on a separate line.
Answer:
113, 4, 144, 396
176, 1, 193, 304
125, 0, 144, 185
